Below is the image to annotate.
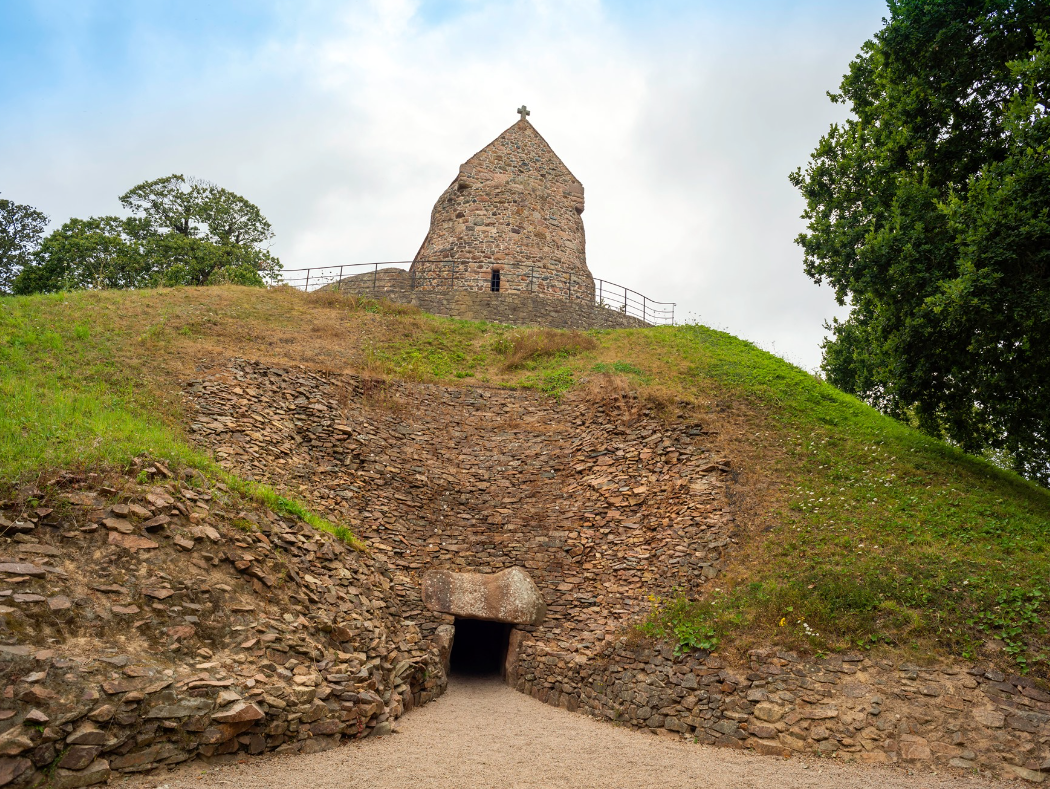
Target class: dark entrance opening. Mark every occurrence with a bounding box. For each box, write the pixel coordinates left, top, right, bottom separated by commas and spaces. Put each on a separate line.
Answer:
449, 617, 511, 677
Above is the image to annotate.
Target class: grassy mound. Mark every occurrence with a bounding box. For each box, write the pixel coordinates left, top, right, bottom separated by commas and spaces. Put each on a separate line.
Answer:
2, 285, 1048, 675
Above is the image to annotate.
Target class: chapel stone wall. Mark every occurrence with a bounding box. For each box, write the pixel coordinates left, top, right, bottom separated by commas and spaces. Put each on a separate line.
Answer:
410, 117, 594, 300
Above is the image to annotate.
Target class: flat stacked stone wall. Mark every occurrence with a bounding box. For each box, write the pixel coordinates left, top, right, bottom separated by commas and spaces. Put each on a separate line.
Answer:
399, 290, 647, 329
514, 640, 1050, 781
0, 464, 445, 787
184, 359, 1050, 783
186, 360, 733, 678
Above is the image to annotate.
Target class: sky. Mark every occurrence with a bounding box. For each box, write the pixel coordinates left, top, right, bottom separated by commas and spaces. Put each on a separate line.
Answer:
0, 0, 888, 372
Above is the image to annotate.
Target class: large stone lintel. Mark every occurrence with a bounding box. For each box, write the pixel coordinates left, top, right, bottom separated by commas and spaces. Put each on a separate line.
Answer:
422, 567, 546, 626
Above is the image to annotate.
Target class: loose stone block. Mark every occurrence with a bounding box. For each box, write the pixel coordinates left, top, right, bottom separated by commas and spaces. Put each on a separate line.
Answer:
972, 708, 1006, 728
51, 759, 110, 789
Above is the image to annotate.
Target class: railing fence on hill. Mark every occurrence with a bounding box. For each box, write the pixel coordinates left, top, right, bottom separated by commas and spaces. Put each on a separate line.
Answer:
277, 261, 675, 325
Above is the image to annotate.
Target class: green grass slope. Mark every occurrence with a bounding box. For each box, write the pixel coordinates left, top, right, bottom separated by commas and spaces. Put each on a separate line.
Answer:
2, 285, 1049, 675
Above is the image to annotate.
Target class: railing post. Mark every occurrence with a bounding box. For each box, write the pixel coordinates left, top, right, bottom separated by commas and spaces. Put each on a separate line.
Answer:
598, 279, 602, 306
373, 262, 378, 293
338, 265, 344, 292
642, 294, 647, 323
305, 269, 310, 292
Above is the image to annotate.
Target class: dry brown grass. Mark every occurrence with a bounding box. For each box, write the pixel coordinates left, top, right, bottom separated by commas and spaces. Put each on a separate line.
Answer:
303, 288, 422, 317
500, 328, 598, 370
75, 285, 430, 383
572, 373, 647, 424
359, 378, 409, 414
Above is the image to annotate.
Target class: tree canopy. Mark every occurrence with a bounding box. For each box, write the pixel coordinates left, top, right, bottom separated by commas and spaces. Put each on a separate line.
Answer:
13, 175, 281, 295
791, 0, 1049, 484
0, 195, 48, 295
118, 174, 276, 249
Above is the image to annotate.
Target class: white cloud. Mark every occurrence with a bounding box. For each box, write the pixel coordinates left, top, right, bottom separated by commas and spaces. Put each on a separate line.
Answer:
0, 0, 886, 370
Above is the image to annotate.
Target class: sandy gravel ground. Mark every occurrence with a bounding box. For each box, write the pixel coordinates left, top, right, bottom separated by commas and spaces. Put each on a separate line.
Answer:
125, 678, 1006, 789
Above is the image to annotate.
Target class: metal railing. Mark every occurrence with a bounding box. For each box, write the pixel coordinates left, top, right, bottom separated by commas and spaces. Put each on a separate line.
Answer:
277, 260, 675, 325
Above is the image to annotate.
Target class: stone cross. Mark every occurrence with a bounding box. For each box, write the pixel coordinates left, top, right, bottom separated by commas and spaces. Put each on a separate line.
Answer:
517, 105, 530, 121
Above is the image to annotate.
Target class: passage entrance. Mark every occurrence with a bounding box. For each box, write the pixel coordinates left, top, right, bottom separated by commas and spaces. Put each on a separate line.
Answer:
448, 617, 511, 677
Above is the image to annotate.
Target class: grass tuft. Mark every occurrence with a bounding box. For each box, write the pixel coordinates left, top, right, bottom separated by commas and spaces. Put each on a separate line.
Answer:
214, 469, 364, 549
497, 328, 598, 370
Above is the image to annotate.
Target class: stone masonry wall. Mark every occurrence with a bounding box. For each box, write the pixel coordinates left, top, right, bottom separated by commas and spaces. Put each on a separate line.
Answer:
184, 359, 1050, 783
0, 463, 446, 788
515, 640, 1050, 782
321, 275, 648, 329
411, 119, 594, 300
397, 290, 647, 329
186, 359, 732, 668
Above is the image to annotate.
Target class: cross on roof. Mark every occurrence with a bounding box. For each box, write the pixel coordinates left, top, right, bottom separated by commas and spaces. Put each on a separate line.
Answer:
517, 105, 530, 121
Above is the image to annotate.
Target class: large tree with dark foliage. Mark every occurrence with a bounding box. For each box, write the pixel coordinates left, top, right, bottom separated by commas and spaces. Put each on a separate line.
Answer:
0, 195, 48, 295
791, 0, 1050, 484
15, 175, 281, 294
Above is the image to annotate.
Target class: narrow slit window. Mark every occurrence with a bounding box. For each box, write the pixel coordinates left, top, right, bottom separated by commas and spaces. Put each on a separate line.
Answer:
490, 269, 501, 292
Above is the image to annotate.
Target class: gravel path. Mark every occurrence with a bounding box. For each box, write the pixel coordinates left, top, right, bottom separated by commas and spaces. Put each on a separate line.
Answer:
129, 678, 1003, 789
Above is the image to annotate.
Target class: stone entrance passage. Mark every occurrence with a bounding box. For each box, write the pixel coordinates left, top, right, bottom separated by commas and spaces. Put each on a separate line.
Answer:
421, 567, 546, 627
448, 618, 511, 676
422, 567, 545, 682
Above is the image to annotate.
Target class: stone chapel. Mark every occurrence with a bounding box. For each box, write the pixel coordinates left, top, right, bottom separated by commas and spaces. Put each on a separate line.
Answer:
410, 106, 596, 300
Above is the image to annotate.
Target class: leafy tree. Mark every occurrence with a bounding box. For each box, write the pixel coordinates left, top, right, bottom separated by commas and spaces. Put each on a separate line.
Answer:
118, 174, 201, 237
0, 195, 48, 295
145, 232, 274, 287
119, 174, 277, 250
15, 175, 281, 294
791, 1, 1050, 484
119, 174, 280, 284
14, 217, 154, 294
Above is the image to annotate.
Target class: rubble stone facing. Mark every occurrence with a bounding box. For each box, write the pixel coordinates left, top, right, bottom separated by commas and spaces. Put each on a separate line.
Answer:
183, 357, 1050, 782
0, 463, 446, 787
186, 358, 731, 656
410, 119, 595, 300
520, 642, 1050, 777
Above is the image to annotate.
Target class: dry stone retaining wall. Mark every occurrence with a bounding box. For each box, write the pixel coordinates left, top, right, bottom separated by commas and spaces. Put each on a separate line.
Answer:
397, 290, 647, 329
327, 271, 630, 327
184, 359, 1050, 782
186, 359, 732, 681
516, 640, 1050, 781
0, 464, 445, 787
326, 272, 647, 329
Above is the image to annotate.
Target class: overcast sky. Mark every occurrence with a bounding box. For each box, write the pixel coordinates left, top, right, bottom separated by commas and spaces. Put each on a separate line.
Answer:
0, 0, 888, 371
